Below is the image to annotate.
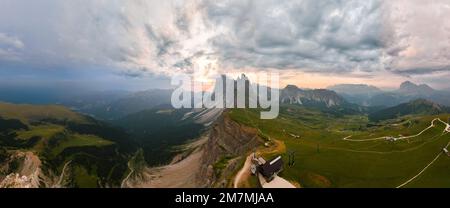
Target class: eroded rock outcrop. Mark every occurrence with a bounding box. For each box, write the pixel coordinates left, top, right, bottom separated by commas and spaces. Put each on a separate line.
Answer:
123, 111, 262, 188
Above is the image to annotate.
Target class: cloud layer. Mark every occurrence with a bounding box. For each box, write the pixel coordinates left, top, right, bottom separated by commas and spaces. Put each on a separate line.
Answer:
0, 0, 449, 87
382, 0, 450, 75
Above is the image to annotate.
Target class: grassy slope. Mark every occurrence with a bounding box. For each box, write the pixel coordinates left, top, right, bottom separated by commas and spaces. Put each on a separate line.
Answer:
73, 165, 99, 188
16, 125, 64, 140
0, 102, 122, 187
0, 102, 86, 124
15, 125, 65, 152
50, 134, 114, 157
229, 105, 450, 188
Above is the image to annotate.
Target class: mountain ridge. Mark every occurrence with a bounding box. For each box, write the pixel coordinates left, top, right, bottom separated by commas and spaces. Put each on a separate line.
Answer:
329, 81, 450, 107
368, 99, 450, 122
0, 102, 137, 188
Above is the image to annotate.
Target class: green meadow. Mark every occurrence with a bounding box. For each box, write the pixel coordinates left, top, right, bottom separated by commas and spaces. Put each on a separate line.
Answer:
50, 134, 114, 157
0, 103, 125, 187
229, 105, 450, 188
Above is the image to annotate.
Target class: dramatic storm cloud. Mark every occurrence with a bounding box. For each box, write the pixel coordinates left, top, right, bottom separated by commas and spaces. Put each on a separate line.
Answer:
383, 0, 450, 75
0, 0, 449, 88
206, 0, 384, 74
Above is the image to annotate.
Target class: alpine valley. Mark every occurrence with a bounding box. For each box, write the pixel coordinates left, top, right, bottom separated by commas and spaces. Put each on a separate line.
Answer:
1, 78, 450, 188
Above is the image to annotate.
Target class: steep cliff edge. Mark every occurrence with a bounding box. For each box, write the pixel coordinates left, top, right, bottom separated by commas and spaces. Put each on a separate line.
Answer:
197, 113, 262, 187
122, 110, 263, 188
0, 151, 62, 188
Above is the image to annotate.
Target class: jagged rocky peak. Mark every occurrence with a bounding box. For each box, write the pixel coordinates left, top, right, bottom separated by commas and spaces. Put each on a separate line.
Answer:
285, 85, 300, 90
399, 81, 435, 94
400, 81, 417, 89
280, 85, 346, 108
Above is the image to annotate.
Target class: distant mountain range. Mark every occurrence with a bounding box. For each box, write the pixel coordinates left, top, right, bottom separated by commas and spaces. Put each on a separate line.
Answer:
64, 89, 173, 120
398, 81, 435, 95
327, 84, 383, 106
281, 85, 345, 108
2, 76, 450, 125
2, 77, 450, 188
328, 81, 450, 107
329, 84, 383, 95
0, 84, 174, 121
280, 85, 372, 115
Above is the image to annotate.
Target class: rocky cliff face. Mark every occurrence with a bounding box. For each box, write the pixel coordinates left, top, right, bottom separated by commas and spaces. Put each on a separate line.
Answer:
399, 81, 435, 95
0, 151, 61, 188
122, 110, 262, 188
197, 113, 262, 187
281, 85, 346, 108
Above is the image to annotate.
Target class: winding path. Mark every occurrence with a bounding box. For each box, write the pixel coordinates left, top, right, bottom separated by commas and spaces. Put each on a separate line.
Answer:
54, 160, 71, 188
343, 118, 440, 142
396, 140, 450, 188
437, 118, 450, 133
340, 117, 450, 187
121, 161, 134, 188
395, 118, 450, 188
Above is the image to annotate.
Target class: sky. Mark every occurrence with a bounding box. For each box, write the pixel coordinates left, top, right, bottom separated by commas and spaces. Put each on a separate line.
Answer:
0, 0, 450, 91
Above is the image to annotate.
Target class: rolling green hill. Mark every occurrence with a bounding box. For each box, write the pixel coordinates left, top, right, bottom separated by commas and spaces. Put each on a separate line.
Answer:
369, 99, 450, 122
0, 102, 87, 124
0, 102, 137, 188
229, 105, 450, 188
